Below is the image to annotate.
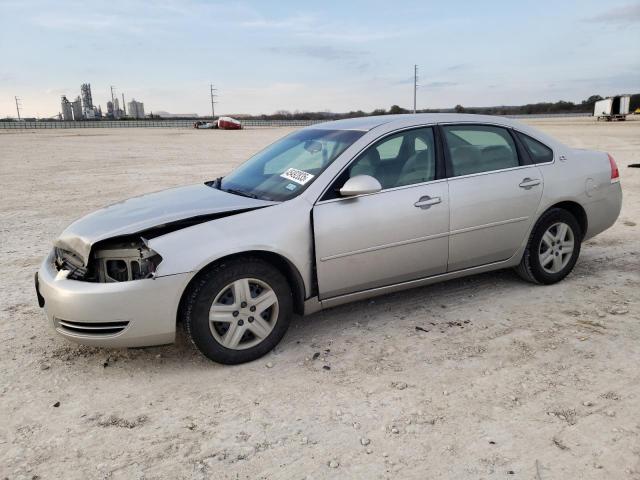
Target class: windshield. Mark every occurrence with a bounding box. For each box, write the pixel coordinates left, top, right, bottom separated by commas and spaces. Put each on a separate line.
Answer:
219, 129, 364, 201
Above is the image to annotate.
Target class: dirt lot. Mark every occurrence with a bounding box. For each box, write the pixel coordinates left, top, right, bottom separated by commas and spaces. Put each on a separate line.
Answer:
1, 117, 639, 479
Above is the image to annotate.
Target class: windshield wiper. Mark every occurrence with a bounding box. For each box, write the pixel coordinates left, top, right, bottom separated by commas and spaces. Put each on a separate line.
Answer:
205, 177, 223, 189
223, 187, 260, 200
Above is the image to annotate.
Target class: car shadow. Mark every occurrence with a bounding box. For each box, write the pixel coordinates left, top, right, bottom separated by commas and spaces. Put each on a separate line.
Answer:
43, 268, 537, 370
284, 268, 524, 342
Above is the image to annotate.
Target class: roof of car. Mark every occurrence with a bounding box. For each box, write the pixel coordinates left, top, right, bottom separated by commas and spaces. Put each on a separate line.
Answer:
309, 113, 522, 132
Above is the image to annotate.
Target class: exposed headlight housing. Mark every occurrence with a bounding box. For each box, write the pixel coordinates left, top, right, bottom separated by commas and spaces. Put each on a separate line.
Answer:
94, 242, 162, 282
54, 240, 162, 282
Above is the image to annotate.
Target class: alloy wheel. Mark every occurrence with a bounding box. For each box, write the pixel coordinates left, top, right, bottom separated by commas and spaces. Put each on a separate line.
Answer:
208, 278, 279, 350
538, 222, 575, 274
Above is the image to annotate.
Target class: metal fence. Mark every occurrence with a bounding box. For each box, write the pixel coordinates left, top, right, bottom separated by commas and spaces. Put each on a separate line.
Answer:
0, 119, 325, 129
0, 113, 591, 130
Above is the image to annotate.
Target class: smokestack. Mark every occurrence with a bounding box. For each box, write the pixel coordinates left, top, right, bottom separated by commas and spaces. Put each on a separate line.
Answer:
122, 93, 126, 115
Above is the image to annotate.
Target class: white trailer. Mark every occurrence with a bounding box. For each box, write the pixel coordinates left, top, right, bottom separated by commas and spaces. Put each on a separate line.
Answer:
595, 95, 631, 121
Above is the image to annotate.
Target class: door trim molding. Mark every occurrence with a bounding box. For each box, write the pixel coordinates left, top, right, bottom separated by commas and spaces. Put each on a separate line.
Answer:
319, 230, 449, 262
449, 216, 529, 236
319, 215, 528, 262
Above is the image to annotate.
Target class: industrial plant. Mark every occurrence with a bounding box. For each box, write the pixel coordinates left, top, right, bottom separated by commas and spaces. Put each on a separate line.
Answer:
59, 83, 145, 120
127, 99, 145, 119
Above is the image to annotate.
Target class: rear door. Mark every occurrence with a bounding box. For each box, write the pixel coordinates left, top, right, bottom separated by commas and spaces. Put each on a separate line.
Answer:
313, 126, 450, 299
441, 124, 543, 271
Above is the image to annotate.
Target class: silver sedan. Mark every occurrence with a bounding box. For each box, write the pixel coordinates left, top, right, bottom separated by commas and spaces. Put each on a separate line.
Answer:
36, 114, 622, 364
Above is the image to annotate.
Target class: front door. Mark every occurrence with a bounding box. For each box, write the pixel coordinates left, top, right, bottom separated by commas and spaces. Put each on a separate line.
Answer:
441, 124, 544, 271
313, 126, 450, 299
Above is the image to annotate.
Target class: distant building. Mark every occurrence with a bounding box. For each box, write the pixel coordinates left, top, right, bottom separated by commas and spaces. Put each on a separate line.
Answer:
61, 96, 73, 121
80, 83, 94, 117
127, 99, 145, 118
71, 96, 83, 120
112, 98, 124, 119
107, 100, 114, 118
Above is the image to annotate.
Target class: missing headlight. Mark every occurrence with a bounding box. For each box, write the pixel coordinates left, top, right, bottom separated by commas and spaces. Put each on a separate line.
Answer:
106, 259, 129, 281
94, 241, 162, 282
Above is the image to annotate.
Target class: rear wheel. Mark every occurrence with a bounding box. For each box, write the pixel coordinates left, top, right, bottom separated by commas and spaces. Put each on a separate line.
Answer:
183, 258, 293, 364
516, 208, 582, 284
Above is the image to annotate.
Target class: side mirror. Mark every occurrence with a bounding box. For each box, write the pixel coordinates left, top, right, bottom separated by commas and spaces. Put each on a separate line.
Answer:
339, 175, 382, 197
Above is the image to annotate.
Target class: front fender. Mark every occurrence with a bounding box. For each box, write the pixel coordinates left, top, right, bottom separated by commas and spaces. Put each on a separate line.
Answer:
149, 198, 315, 296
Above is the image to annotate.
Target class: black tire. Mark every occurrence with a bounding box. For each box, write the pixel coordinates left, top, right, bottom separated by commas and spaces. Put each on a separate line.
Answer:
516, 208, 582, 285
183, 257, 293, 364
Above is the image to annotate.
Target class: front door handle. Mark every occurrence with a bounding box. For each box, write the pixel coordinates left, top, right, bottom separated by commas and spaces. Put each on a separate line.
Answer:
414, 196, 441, 209
519, 178, 541, 189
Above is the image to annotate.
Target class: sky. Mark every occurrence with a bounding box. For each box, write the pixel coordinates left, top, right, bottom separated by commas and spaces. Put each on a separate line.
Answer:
0, 0, 639, 118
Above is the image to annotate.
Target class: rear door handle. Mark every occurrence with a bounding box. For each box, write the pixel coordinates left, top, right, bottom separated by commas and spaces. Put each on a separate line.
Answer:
414, 196, 441, 209
519, 178, 541, 189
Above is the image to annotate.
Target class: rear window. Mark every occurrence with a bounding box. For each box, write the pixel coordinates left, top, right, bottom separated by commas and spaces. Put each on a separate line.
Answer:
517, 133, 553, 164
443, 125, 519, 177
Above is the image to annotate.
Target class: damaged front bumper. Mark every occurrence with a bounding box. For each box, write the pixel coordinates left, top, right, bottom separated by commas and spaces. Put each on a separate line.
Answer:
37, 251, 193, 348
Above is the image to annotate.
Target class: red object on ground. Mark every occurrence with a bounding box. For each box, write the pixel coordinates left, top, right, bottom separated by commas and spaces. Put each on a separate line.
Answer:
217, 117, 242, 130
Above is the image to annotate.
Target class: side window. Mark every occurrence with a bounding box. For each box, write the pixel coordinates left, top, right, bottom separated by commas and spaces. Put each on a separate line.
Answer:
347, 127, 436, 190
415, 137, 428, 152
443, 125, 519, 177
376, 136, 402, 160
517, 132, 553, 164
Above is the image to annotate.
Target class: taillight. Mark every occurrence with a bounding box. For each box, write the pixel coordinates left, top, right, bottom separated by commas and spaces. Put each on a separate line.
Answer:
608, 153, 620, 183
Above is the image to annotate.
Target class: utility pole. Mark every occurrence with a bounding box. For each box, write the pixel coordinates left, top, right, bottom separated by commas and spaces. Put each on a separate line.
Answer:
413, 64, 418, 114
15, 96, 22, 120
210, 84, 218, 119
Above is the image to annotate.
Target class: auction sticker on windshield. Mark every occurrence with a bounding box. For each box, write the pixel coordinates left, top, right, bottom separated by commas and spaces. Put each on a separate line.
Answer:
280, 168, 315, 185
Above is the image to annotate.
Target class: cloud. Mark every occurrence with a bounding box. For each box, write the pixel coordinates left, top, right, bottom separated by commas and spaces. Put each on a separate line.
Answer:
44, 88, 67, 95
30, 9, 167, 34
240, 12, 403, 42
32, 12, 119, 30
586, 3, 640, 23
569, 70, 640, 88
445, 63, 470, 71
387, 78, 458, 88
424, 81, 458, 88
265, 45, 371, 71
390, 76, 415, 86
240, 14, 316, 30
0, 72, 15, 83
266, 45, 365, 62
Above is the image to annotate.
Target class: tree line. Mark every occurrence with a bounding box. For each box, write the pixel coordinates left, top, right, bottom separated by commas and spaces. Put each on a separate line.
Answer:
234, 94, 640, 120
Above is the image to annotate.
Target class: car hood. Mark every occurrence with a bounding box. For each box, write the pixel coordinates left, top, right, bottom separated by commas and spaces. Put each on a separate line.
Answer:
54, 183, 276, 264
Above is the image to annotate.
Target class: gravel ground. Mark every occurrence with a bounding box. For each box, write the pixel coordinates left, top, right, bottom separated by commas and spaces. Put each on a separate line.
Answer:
1, 117, 639, 479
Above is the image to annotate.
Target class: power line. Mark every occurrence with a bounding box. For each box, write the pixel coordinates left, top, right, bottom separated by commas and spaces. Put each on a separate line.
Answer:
210, 84, 218, 119
15, 96, 22, 120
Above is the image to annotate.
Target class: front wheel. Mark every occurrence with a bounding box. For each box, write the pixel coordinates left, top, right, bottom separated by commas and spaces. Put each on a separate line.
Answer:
516, 208, 582, 284
183, 258, 293, 364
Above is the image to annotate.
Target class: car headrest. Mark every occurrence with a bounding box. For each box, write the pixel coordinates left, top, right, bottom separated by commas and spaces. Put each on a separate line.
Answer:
348, 147, 382, 180
396, 150, 434, 186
